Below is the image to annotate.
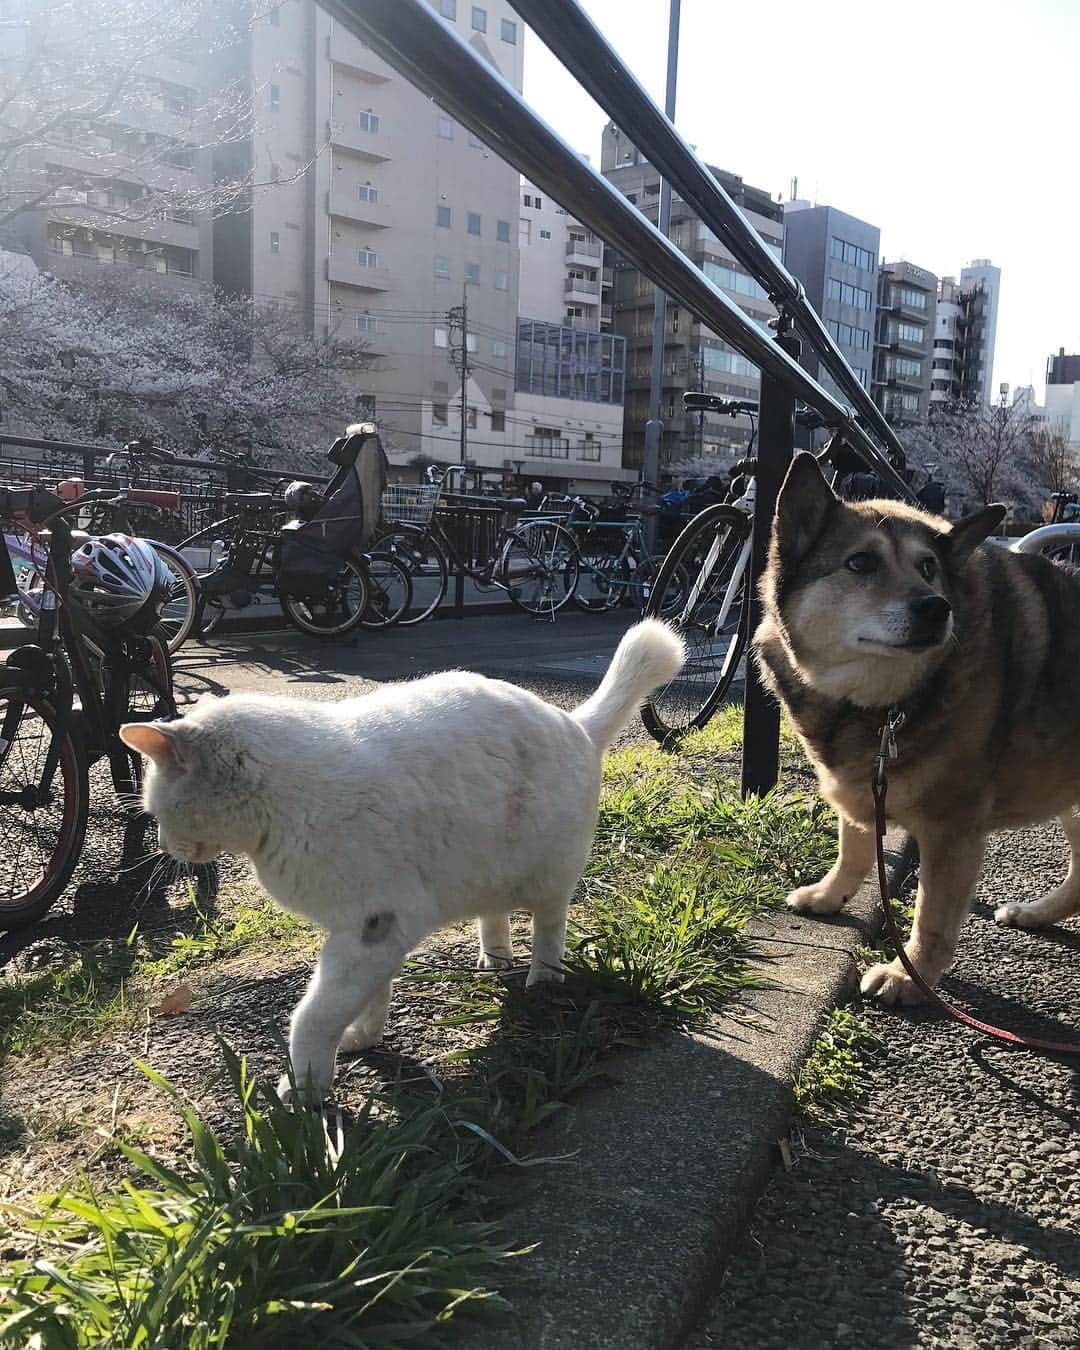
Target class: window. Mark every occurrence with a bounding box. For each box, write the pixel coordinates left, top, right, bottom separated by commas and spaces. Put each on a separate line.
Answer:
894, 286, 928, 310
434, 327, 449, 348
826, 277, 873, 311
490, 409, 505, 432
702, 259, 769, 302
269, 84, 281, 111
825, 320, 871, 351
355, 313, 380, 332
493, 339, 507, 358
438, 116, 453, 139
440, 0, 456, 18
436, 204, 452, 227
524, 194, 542, 210
501, 17, 517, 43
357, 247, 377, 268
896, 322, 925, 344
466, 333, 478, 352
466, 262, 480, 284
467, 407, 478, 429
434, 255, 450, 278
829, 236, 875, 272
357, 110, 380, 132
522, 193, 532, 207
566, 305, 584, 319
495, 269, 508, 291
467, 211, 481, 235
432, 402, 448, 426
496, 219, 511, 243
539, 228, 552, 240
357, 183, 378, 202
269, 230, 280, 253
894, 357, 922, 379
471, 6, 486, 31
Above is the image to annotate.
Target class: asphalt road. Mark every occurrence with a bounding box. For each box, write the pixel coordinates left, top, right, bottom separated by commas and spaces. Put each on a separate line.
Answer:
684, 822, 1080, 1350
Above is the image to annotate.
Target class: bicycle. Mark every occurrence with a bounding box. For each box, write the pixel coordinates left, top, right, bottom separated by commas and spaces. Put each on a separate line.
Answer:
540, 486, 688, 616
0, 483, 177, 927
188, 430, 411, 638
373, 465, 580, 621
1011, 491, 1080, 569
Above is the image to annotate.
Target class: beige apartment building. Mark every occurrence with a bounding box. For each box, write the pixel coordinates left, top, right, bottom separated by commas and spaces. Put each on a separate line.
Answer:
214, 0, 628, 488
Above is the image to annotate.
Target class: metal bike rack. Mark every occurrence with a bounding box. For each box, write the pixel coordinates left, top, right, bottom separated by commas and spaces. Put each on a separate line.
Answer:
309, 0, 922, 794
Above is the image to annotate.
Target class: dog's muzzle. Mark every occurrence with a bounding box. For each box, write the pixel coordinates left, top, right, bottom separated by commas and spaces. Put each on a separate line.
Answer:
906, 594, 951, 647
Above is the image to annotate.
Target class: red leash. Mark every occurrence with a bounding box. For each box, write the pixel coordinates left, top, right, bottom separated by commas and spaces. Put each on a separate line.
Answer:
872, 715, 1080, 1056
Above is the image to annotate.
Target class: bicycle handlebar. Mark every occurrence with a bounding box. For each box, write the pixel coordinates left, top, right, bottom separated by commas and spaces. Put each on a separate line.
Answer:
683, 393, 759, 417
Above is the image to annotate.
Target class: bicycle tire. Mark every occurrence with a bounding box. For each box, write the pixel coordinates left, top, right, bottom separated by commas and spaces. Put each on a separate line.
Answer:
278, 558, 371, 638
150, 544, 199, 654
0, 683, 89, 929
359, 551, 413, 629
572, 544, 625, 612
106, 625, 175, 803
641, 504, 751, 746
503, 521, 580, 618
370, 523, 449, 625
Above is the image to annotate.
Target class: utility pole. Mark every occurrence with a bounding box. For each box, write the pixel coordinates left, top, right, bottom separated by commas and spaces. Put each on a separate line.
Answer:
643, 0, 682, 541
448, 288, 469, 475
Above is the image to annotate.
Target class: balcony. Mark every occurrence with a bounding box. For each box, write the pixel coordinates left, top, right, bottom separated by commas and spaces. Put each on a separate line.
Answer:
327, 31, 392, 82
326, 254, 392, 291
564, 275, 600, 302
327, 120, 393, 161
565, 237, 602, 265
327, 188, 390, 228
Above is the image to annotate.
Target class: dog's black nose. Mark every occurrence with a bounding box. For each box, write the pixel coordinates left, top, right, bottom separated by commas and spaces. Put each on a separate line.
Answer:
910, 594, 951, 624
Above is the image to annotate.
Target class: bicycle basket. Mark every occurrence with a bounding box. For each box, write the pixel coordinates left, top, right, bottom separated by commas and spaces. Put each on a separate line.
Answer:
381, 482, 441, 526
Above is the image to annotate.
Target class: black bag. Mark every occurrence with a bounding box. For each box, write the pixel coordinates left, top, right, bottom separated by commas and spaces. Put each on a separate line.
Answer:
277, 425, 387, 592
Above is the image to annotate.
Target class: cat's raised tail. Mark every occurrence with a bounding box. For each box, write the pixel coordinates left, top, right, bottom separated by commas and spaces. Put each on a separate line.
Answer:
572, 620, 685, 750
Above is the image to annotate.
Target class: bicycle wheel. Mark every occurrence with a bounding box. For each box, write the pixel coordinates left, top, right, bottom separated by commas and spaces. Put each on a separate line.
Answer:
359, 552, 413, 629
502, 521, 580, 617
1041, 539, 1080, 569
0, 683, 89, 929
150, 544, 199, 654
105, 625, 175, 802
572, 543, 625, 612
370, 524, 449, 625
641, 505, 751, 745
279, 559, 371, 638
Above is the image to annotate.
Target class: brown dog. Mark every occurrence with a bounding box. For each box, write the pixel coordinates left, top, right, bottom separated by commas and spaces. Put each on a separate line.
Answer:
754, 452, 1080, 1004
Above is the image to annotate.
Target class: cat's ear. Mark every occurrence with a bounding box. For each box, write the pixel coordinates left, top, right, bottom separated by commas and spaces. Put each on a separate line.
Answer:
120, 721, 188, 770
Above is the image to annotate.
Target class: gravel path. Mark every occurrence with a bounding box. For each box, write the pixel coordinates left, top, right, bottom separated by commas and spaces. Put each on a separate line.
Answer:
685, 822, 1080, 1349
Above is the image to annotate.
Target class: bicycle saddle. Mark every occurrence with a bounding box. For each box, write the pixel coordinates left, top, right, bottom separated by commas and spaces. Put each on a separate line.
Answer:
223, 492, 275, 509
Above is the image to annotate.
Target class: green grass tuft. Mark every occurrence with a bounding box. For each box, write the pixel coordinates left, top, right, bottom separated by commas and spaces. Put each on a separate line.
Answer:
792, 1008, 880, 1127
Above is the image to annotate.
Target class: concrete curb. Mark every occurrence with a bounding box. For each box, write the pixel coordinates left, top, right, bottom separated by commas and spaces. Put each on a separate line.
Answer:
472, 828, 917, 1350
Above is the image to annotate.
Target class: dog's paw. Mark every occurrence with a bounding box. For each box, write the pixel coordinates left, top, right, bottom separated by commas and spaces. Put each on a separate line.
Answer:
994, 901, 1044, 930
525, 966, 565, 988
860, 959, 927, 1006
786, 880, 849, 915
338, 1024, 381, 1054
477, 949, 514, 971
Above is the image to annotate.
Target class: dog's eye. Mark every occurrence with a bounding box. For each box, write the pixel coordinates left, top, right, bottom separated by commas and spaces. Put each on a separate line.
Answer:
918, 557, 937, 581
845, 552, 878, 574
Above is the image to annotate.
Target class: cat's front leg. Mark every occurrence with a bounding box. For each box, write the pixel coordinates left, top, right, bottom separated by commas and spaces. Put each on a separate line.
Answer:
279, 928, 403, 1101
476, 913, 514, 970
339, 980, 393, 1053
527, 899, 569, 987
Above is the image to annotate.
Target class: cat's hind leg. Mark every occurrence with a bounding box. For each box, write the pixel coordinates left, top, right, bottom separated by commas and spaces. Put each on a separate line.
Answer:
477, 913, 514, 969
280, 927, 405, 1101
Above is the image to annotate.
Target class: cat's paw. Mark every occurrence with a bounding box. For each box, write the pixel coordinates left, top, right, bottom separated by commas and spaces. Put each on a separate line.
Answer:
525, 965, 565, 988
477, 949, 514, 971
786, 879, 849, 914
860, 959, 927, 1006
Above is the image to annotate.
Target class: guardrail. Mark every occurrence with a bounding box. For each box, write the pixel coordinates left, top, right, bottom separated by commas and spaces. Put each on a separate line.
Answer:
324, 0, 918, 795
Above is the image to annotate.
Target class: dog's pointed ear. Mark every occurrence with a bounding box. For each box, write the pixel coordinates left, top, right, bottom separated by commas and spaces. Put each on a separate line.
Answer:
944, 504, 1006, 564
773, 453, 839, 564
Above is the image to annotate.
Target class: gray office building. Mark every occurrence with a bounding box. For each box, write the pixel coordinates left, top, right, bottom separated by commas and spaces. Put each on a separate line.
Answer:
874, 260, 937, 425
782, 202, 879, 404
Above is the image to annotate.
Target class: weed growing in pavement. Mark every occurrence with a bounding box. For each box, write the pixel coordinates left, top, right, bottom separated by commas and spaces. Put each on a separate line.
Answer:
0, 1045, 519, 1348
792, 1008, 881, 1127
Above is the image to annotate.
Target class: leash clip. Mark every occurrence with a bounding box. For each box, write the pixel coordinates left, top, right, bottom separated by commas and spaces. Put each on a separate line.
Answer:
874, 707, 906, 791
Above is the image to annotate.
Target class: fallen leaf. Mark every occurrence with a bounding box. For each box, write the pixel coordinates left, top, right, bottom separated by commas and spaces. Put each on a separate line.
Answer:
152, 985, 193, 1018
778, 1136, 795, 1171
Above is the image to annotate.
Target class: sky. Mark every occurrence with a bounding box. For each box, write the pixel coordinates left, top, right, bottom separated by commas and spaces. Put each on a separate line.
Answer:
522, 0, 1080, 401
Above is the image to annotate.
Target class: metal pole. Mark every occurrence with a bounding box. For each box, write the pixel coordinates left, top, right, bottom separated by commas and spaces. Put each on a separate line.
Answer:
643, 0, 681, 536
741, 316, 800, 797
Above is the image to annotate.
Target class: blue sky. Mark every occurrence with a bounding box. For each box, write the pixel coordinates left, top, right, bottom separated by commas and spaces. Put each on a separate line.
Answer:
523, 0, 1080, 400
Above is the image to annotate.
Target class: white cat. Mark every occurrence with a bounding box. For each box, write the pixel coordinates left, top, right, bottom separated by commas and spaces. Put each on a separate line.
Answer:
121, 620, 684, 1100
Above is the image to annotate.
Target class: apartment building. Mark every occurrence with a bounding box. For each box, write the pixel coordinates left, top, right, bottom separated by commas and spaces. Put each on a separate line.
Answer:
601, 122, 783, 468
518, 179, 611, 331
782, 202, 879, 403
929, 262, 1002, 410
1042, 348, 1080, 446
873, 260, 937, 425
1, 2, 214, 289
